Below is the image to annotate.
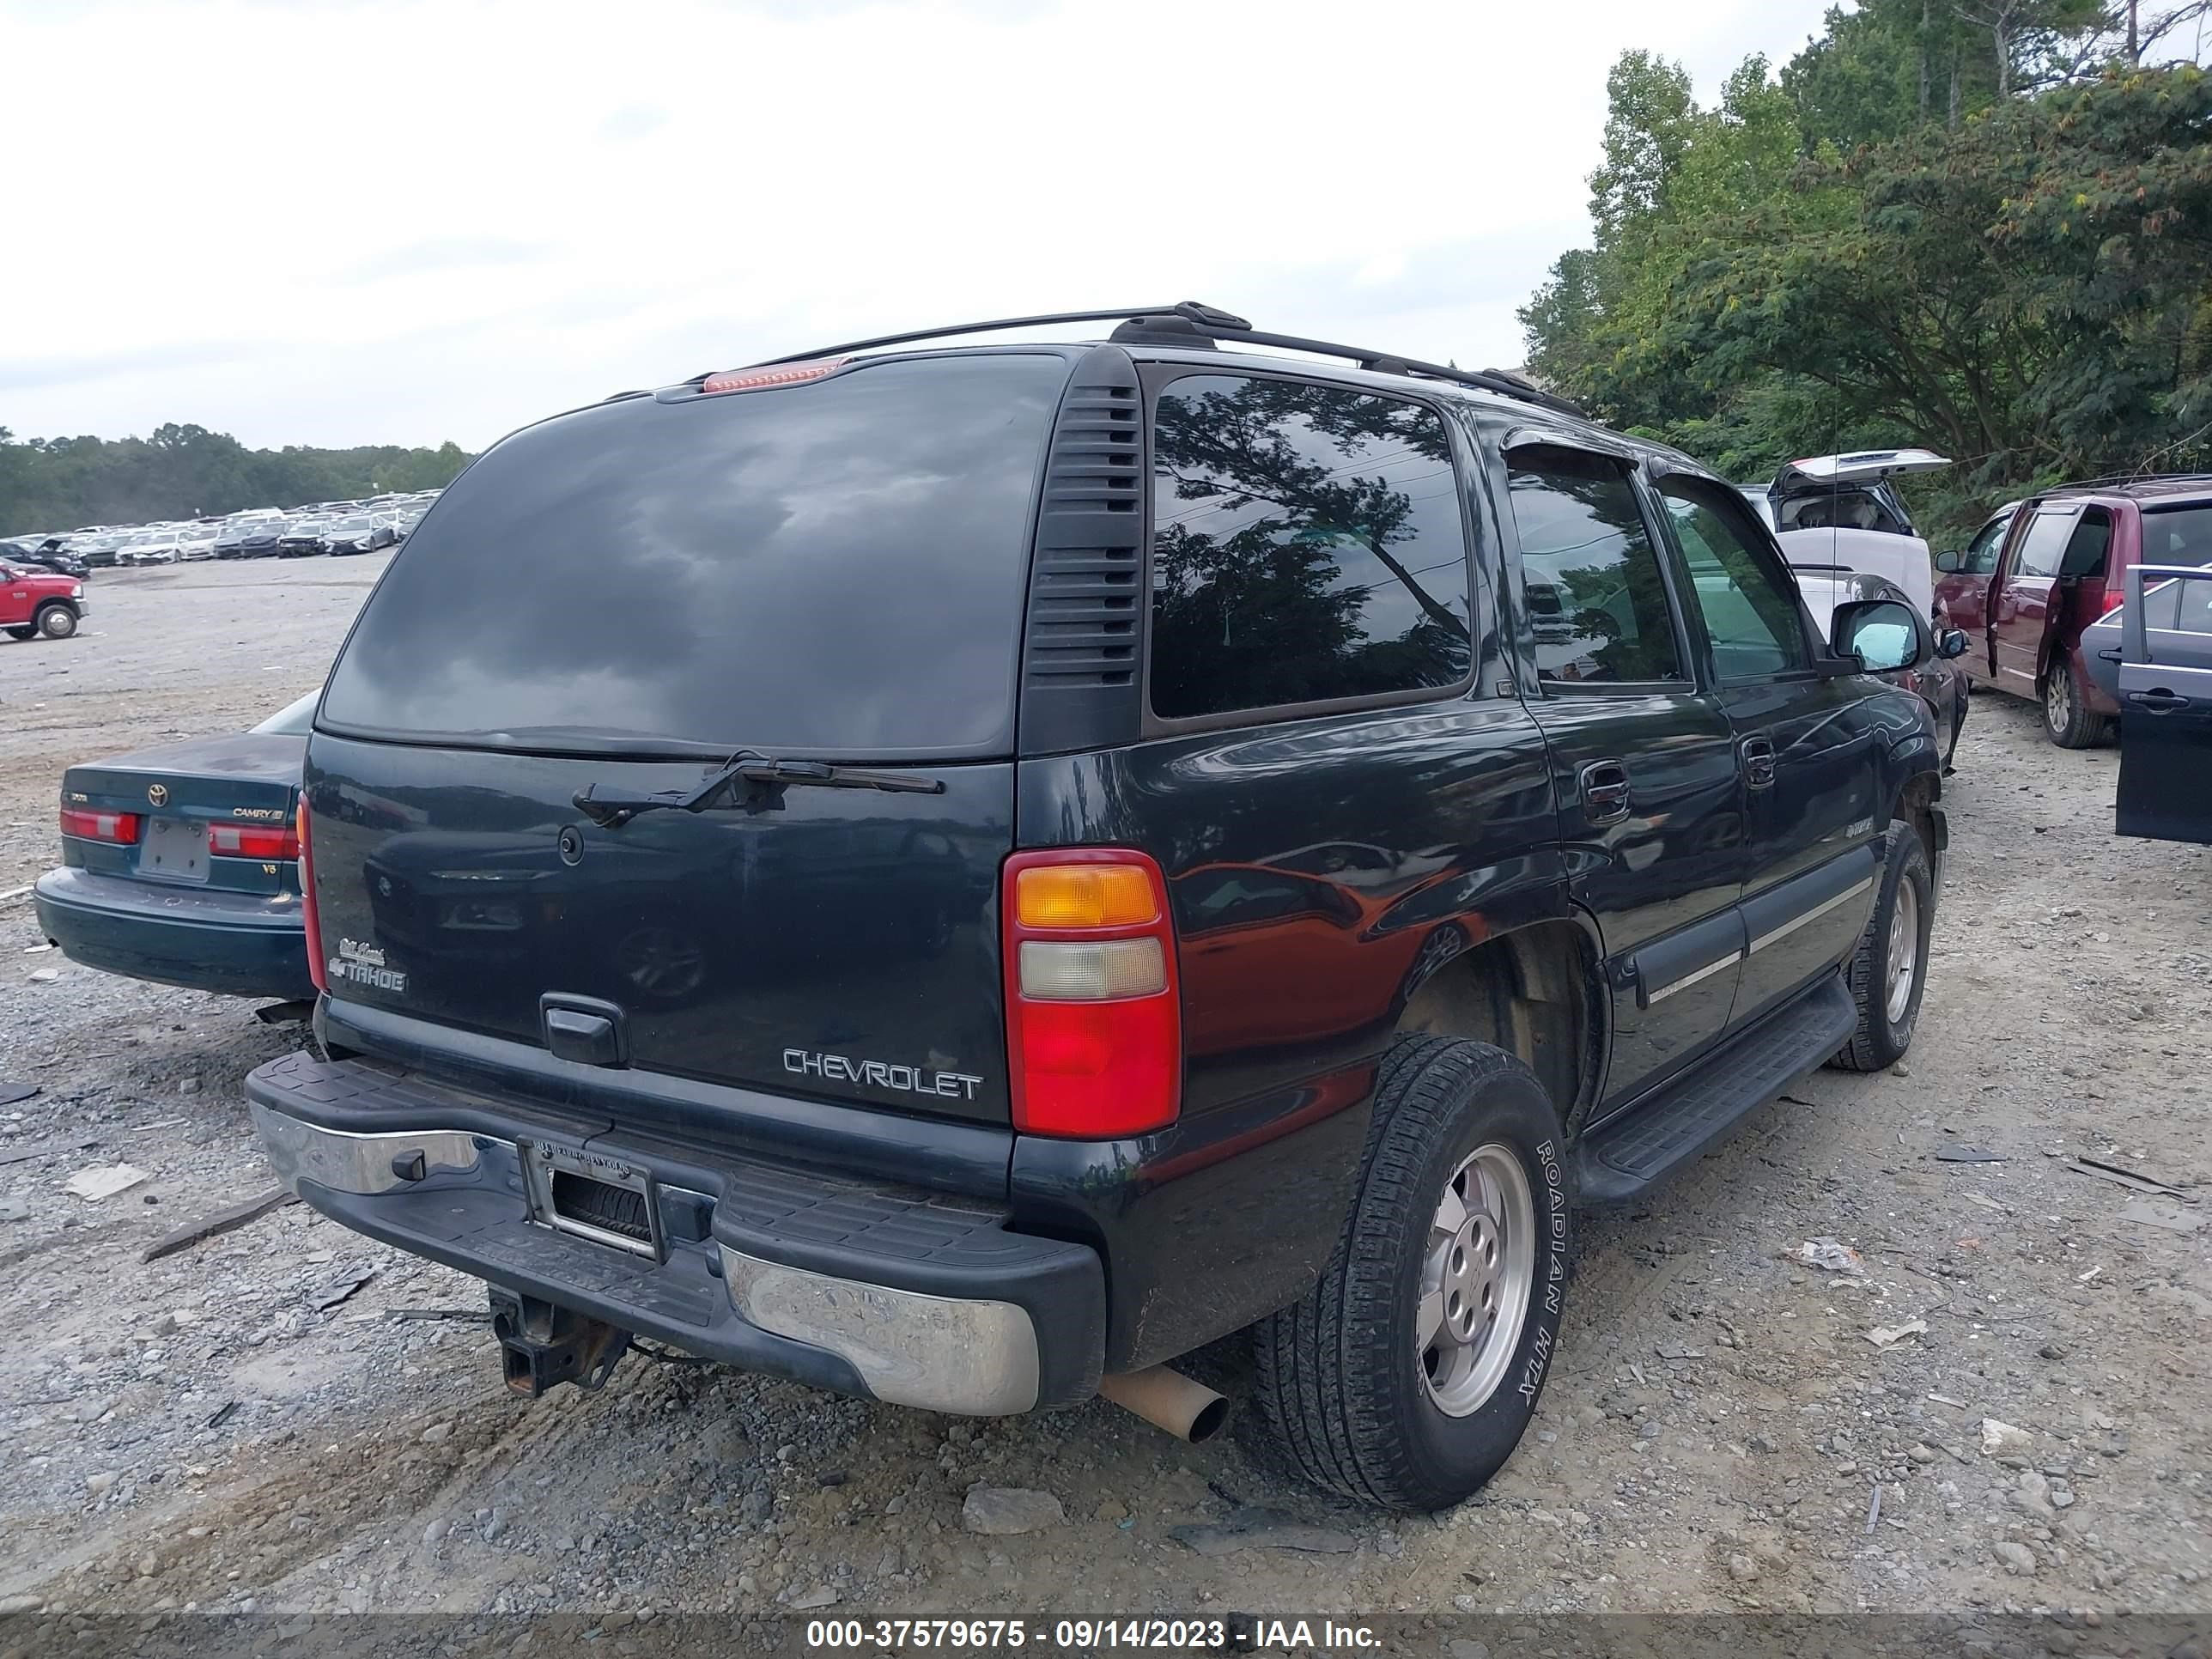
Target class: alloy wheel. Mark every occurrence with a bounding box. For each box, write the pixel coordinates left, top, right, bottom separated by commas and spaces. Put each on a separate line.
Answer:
1417, 1142, 1536, 1417
1884, 879, 1920, 1025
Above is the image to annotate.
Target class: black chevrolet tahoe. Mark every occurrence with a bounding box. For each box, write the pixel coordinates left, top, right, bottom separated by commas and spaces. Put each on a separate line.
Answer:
247, 303, 1946, 1513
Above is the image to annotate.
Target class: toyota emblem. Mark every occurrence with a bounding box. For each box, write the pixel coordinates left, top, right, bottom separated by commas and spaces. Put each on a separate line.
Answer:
146, 784, 169, 807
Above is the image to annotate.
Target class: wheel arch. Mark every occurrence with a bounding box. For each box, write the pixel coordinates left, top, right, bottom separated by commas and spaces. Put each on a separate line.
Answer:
1893, 766, 1944, 872
1392, 915, 1607, 1136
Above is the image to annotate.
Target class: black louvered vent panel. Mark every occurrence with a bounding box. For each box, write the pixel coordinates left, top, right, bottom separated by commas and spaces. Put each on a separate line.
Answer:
1028, 380, 1140, 689
1018, 346, 1147, 754
1040, 382, 1141, 518
1027, 543, 1138, 686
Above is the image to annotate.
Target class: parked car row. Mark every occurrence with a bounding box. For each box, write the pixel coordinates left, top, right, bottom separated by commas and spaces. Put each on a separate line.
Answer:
1, 489, 441, 573
1934, 476, 2212, 747
1743, 457, 2212, 778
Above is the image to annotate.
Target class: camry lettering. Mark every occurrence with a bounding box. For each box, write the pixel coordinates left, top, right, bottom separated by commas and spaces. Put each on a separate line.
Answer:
783, 1048, 983, 1102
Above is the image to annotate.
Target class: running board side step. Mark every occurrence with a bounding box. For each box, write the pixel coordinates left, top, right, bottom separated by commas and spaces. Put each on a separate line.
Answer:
1572, 973, 1856, 1204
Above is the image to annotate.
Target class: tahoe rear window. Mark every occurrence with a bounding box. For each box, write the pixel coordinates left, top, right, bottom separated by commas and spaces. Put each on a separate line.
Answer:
319, 353, 1068, 760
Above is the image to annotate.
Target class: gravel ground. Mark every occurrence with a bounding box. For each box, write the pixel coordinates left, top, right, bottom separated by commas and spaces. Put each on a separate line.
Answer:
0, 560, 2206, 1627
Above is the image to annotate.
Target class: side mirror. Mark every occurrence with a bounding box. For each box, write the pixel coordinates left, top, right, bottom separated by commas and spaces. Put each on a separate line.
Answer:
1832, 599, 1923, 673
1936, 627, 1969, 659
1933, 550, 1960, 574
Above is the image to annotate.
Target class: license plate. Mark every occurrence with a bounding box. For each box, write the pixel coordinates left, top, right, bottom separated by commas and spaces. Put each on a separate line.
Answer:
139, 817, 210, 884
522, 1140, 660, 1260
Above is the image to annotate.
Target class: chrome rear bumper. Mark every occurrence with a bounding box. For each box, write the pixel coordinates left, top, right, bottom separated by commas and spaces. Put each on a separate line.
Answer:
245, 1063, 1102, 1415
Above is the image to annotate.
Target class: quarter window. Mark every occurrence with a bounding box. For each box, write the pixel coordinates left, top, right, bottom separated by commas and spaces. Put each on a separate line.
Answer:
2143, 503, 2212, 564
2182, 576, 2212, 635
2148, 573, 2212, 635
1657, 477, 1812, 678
1504, 447, 1682, 685
1146, 375, 1472, 721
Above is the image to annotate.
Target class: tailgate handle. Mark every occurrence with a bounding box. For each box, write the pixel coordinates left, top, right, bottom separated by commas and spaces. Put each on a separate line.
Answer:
540, 994, 628, 1067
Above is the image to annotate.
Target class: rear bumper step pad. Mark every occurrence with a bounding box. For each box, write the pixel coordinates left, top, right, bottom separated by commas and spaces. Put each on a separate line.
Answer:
246, 1051, 1104, 1413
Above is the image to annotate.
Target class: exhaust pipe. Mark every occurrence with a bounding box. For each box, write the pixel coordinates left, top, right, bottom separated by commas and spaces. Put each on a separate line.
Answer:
1097, 1365, 1230, 1443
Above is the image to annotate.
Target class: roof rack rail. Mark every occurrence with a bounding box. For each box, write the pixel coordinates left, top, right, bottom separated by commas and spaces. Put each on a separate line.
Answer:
733, 301, 1586, 418
2044, 469, 2212, 494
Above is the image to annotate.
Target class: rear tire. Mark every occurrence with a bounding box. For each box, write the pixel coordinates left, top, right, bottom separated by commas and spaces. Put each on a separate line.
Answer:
34, 604, 76, 640
1252, 1036, 1570, 1513
1830, 823, 1932, 1073
4, 626, 33, 641
2041, 656, 2100, 749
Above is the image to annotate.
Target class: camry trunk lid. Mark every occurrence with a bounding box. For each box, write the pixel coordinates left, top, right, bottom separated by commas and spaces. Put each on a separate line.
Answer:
304, 350, 1076, 1126
63, 731, 303, 895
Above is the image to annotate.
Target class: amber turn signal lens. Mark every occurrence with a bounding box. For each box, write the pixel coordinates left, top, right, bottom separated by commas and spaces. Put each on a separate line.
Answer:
1014, 863, 1159, 929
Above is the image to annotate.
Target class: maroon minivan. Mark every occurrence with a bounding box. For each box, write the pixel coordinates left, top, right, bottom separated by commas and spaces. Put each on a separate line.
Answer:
1934, 477, 2212, 748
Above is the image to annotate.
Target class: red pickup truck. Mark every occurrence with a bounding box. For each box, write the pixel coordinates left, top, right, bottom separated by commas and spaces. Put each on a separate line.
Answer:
1933, 477, 2212, 748
0, 561, 86, 641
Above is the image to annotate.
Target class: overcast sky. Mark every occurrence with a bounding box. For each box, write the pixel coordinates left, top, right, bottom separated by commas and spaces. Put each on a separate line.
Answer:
3, 0, 1841, 452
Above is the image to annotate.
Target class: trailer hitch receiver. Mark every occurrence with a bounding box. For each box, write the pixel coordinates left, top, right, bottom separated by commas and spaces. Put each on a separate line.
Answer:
488, 1288, 632, 1397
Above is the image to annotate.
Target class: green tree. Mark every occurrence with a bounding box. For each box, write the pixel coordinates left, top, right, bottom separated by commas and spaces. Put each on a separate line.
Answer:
1666, 64, 2212, 496
0, 426, 474, 532
1518, 0, 2211, 546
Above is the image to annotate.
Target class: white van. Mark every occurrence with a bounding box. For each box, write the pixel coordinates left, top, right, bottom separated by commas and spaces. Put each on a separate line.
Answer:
1741, 449, 1952, 631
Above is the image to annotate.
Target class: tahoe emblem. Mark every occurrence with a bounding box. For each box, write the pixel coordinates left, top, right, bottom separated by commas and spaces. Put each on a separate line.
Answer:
330, 937, 407, 994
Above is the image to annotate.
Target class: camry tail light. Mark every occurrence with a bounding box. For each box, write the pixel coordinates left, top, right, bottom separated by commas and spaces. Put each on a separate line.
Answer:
208, 821, 301, 860
1002, 849, 1180, 1138
297, 797, 327, 994
59, 806, 139, 844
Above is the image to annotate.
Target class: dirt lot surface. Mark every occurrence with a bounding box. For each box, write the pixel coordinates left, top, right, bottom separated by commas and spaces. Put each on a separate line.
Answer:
0, 561, 2206, 1634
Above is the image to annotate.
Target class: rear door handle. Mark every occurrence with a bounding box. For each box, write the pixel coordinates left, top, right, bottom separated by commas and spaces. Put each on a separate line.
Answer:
2127, 689, 2191, 714
1741, 736, 1778, 790
1578, 759, 1631, 825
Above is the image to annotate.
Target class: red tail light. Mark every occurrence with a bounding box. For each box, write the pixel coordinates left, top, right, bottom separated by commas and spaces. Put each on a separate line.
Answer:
208, 822, 301, 860
297, 797, 327, 994
59, 806, 139, 844
1001, 849, 1181, 1139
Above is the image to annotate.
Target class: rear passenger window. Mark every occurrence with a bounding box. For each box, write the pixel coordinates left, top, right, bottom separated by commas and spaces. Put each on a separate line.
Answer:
2013, 511, 2077, 579
2147, 574, 2212, 635
1146, 375, 1472, 721
2143, 580, 2183, 631
2061, 509, 2112, 579
2181, 576, 2212, 635
1504, 447, 1683, 685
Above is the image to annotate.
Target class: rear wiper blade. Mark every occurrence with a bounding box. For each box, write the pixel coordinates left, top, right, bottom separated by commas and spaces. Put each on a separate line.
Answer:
571, 751, 945, 829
